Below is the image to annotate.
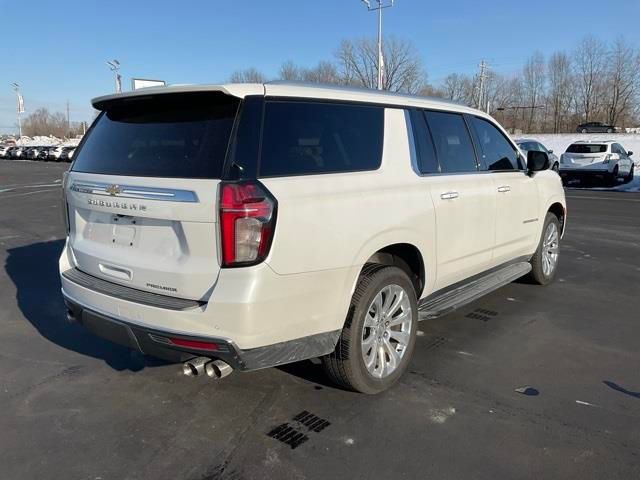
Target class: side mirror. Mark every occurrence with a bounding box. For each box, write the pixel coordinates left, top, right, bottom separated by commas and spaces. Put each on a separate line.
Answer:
628, 151, 633, 157
547, 149, 554, 154
527, 150, 549, 173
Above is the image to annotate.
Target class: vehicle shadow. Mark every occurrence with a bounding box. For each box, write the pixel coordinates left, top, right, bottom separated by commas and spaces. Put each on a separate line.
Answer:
603, 380, 640, 400
4, 239, 153, 371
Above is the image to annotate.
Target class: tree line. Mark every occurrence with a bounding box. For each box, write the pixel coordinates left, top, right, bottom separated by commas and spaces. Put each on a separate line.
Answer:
21, 108, 86, 138
231, 35, 640, 134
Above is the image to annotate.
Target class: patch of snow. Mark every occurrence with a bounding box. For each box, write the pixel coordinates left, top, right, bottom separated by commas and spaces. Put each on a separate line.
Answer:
429, 406, 456, 424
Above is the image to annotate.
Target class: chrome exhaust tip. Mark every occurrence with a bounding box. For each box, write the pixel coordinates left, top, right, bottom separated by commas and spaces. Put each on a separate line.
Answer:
205, 360, 233, 380
182, 357, 211, 377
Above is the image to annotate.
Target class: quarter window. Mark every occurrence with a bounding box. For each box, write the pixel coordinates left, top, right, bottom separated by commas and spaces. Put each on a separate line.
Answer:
424, 111, 477, 173
409, 110, 439, 174
471, 117, 520, 171
259, 101, 384, 177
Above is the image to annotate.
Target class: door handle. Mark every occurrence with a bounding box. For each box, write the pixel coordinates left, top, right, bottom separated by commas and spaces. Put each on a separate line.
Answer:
440, 191, 459, 200
497, 186, 511, 193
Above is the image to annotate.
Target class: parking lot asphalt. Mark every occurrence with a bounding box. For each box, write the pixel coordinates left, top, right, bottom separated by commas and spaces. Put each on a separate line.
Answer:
1, 161, 639, 480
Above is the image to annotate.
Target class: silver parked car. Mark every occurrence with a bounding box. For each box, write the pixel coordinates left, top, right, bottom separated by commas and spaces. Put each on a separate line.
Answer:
515, 139, 560, 172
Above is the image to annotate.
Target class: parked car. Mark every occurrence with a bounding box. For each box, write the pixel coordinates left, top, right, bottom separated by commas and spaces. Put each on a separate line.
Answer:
5, 146, 18, 159
38, 147, 53, 161
560, 140, 634, 185
49, 146, 63, 161
60, 83, 566, 394
59, 147, 75, 162
576, 122, 618, 134
27, 147, 42, 160
0, 145, 11, 158
13, 147, 27, 159
515, 139, 560, 172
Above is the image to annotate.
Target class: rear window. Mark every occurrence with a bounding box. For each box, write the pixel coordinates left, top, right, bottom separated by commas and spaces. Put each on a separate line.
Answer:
259, 101, 384, 177
72, 92, 240, 178
566, 144, 607, 154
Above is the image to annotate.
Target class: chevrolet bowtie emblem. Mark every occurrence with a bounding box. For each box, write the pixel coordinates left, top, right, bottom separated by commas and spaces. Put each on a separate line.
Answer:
105, 184, 122, 196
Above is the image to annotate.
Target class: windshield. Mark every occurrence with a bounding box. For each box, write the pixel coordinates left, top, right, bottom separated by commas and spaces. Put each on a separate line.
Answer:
72, 92, 240, 179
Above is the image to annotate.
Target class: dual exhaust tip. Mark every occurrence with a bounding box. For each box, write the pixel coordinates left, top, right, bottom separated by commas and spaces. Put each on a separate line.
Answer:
182, 357, 233, 380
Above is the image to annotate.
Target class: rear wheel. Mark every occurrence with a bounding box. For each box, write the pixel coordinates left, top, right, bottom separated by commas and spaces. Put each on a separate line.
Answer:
322, 264, 418, 394
551, 163, 559, 173
527, 213, 561, 286
607, 166, 619, 186
624, 165, 634, 183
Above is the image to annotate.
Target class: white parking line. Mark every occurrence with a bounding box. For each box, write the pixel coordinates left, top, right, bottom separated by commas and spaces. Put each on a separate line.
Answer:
566, 195, 640, 203
0, 189, 61, 199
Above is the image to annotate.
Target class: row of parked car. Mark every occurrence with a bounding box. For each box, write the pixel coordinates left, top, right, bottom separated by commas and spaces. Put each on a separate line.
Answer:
0, 145, 76, 162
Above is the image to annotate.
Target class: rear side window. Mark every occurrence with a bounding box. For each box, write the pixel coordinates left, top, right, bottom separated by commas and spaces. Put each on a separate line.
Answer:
72, 92, 240, 178
471, 116, 520, 171
424, 111, 477, 173
259, 101, 383, 177
566, 144, 607, 154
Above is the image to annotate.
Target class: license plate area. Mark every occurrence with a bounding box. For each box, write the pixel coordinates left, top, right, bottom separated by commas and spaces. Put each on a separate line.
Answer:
112, 215, 139, 247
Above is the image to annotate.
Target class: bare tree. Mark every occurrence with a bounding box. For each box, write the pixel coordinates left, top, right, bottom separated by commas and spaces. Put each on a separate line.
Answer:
279, 60, 302, 81
606, 37, 639, 127
573, 35, 607, 122
335, 37, 426, 93
548, 52, 572, 133
22, 108, 69, 137
522, 52, 546, 132
302, 61, 341, 85
228, 68, 267, 83
440, 73, 468, 102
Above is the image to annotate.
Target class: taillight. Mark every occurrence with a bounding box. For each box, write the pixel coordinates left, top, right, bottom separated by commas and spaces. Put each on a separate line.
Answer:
219, 181, 276, 267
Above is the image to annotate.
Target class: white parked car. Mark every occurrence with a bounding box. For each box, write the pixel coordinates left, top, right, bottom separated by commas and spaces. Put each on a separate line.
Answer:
560, 140, 634, 185
515, 139, 560, 172
59, 83, 566, 393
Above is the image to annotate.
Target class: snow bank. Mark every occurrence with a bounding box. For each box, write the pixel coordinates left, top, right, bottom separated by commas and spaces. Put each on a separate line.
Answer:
514, 133, 640, 193
16, 136, 81, 147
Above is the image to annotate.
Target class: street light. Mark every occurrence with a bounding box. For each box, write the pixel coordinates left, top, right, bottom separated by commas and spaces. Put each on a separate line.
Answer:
11, 82, 23, 138
106, 59, 122, 93
361, 0, 395, 90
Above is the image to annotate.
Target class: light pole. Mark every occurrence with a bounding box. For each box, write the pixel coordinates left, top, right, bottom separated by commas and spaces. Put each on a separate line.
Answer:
361, 0, 395, 90
11, 82, 23, 138
106, 59, 122, 93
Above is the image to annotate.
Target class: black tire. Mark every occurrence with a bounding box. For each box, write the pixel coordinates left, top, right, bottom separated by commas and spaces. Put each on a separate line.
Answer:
607, 166, 619, 187
322, 264, 418, 394
527, 213, 561, 286
624, 165, 634, 183
552, 163, 559, 173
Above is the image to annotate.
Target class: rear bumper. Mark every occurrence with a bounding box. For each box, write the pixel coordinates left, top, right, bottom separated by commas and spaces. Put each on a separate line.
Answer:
560, 168, 612, 179
63, 294, 340, 370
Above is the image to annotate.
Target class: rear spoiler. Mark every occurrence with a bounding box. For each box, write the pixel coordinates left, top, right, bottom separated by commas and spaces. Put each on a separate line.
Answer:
92, 84, 265, 111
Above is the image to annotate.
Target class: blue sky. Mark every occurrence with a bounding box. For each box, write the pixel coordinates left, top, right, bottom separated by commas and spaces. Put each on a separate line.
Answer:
2, 0, 639, 134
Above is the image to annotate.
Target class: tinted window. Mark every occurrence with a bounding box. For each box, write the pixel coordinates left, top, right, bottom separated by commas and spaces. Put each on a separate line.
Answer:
72, 92, 240, 178
471, 117, 520, 171
424, 111, 477, 173
409, 110, 438, 174
612, 144, 626, 155
566, 144, 607, 154
259, 101, 383, 177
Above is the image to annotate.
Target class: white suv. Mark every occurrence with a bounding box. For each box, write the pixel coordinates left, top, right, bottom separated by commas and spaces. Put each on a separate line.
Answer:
59, 83, 566, 393
560, 140, 635, 185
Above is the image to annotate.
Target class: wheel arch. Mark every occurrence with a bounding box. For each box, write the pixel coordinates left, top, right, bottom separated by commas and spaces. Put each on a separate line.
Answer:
548, 202, 566, 236
363, 243, 426, 298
